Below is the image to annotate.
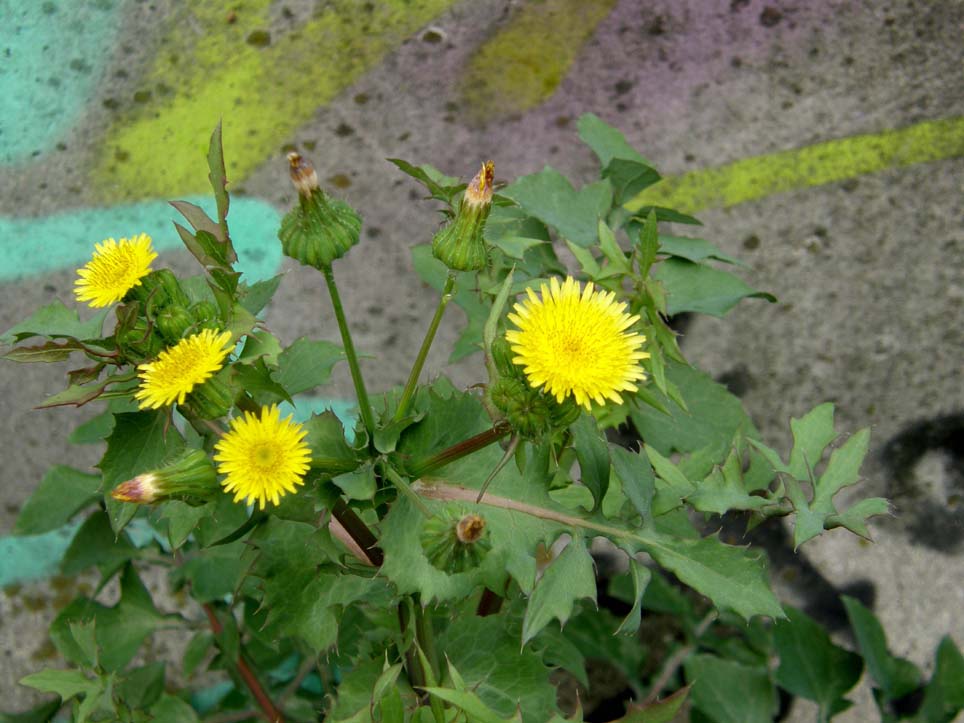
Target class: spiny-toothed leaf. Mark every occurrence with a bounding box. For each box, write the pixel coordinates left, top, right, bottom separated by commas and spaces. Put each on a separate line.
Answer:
658, 235, 745, 266
620, 684, 690, 723
645, 444, 695, 515
689, 448, 770, 515
685, 655, 777, 723
387, 157, 464, 206
3, 339, 84, 363
654, 258, 776, 317
603, 158, 661, 207
773, 606, 863, 721
522, 535, 597, 645
610, 446, 656, 520
274, 337, 345, 396
842, 596, 921, 701
441, 617, 558, 722
577, 113, 652, 167
238, 273, 284, 315
613, 558, 651, 636
571, 414, 611, 510
207, 121, 232, 249
15, 465, 101, 536
18, 668, 100, 701
502, 168, 612, 247
1, 300, 110, 345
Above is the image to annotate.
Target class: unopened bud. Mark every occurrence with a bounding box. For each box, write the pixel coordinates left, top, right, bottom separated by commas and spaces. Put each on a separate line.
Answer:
488, 375, 578, 440
420, 506, 491, 574
154, 306, 194, 343
279, 152, 361, 270
111, 449, 218, 505
183, 370, 236, 420
431, 161, 494, 272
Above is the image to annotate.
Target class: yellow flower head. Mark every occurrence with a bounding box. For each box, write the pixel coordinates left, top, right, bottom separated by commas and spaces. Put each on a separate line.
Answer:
134, 329, 233, 409
506, 276, 649, 410
74, 233, 158, 308
214, 405, 312, 509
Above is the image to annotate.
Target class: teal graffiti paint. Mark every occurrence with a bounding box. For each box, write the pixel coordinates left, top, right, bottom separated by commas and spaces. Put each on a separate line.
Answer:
0, 197, 282, 283
1, 0, 125, 163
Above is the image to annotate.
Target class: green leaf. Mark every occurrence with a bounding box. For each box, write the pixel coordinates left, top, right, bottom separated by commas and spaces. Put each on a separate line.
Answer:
658, 235, 744, 266
842, 596, 920, 700
35, 371, 137, 409
148, 694, 200, 723
689, 448, 771, 516
239, 274, 283, 315
577, 113, 651, 167
441, 617, 557, 722
182, 632, 214, 676
3, 339, 85, 363
274, 337, 346, 395
15, 465, 101, 535
248, 518, 387, 652
644, 445, 696, 515
1, 300, 109, 344
603, 158, 661, 207
99, 411, 186, 533
571, 414, 611, 509
333, 463, 377, 501
239, 329, 283, 365
178, 542, 248, 602
654, 258, 776, 317
918, 636, 964, 723
421, 686, 520, 723
115, 662, 166, 710
69, 409, 116, 444
18, 668, 99, 701
51, 566, 167, 672
613, 558, 651, 636
685, 655, 777, 723
502, 168, 612, 247
620, 685, 690, 723
773, 606, 863, 721
522, 535, 597, 645
751, 405, 878, 548
232, 357, 293, 404
610, 446, 656, 520
630, 360, 758, 460
387, 158, 463, 206
303, 410, 360, 474
61, 510, 136, 577
156, 500, 214, 549
207, 121, 232, 248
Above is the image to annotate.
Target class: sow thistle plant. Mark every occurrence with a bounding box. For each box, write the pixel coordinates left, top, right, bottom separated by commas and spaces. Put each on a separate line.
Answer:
4, 118, 962, 723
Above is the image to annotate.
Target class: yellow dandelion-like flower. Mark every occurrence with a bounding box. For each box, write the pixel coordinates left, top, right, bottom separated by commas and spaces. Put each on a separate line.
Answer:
506, 276, 649, 410
134, 329, 233, 409
74, 233, 158, 308
214, 405, 312, 509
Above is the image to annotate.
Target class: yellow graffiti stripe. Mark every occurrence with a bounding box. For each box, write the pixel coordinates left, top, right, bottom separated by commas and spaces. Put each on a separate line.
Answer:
627, 116, 964, 214
460, 0, 617, 119
93, 0, 456, 200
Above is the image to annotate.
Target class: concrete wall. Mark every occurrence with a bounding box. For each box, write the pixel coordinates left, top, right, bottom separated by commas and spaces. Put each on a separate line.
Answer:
1, 0, 961, 716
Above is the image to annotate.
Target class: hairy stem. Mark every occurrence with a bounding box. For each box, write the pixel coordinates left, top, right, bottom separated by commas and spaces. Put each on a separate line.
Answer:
203, 604, 284, 722
394, 272, 457, 422
407, 421, 511, 478
322, 264, 375, 439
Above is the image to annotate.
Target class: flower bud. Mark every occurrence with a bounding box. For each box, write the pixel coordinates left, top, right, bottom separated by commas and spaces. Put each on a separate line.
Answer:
131, 269, 191, 310
111, 449, 218, 505
488, 374, 579, 439
489, 336, 517, 379
278, 152, 362, 270
432, 161, 494, 272
117, 316, 165, 360
420, 506, 491, 574
183, 370, 236, 420
154, 306, 194, 343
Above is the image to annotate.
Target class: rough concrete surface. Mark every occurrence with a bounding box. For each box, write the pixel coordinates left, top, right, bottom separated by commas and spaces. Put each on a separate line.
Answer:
1, 0, 962, 717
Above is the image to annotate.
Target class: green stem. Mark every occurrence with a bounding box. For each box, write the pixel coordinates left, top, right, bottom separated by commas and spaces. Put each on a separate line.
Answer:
322, 265, 375, 438
383, 465, 434, 518
414, 602, 446, 723
394, 272, 457, 422
407, 421, 511, 479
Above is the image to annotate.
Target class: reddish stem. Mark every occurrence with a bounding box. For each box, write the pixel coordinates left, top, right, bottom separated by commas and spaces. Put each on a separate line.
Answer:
204, 604, 285, 723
